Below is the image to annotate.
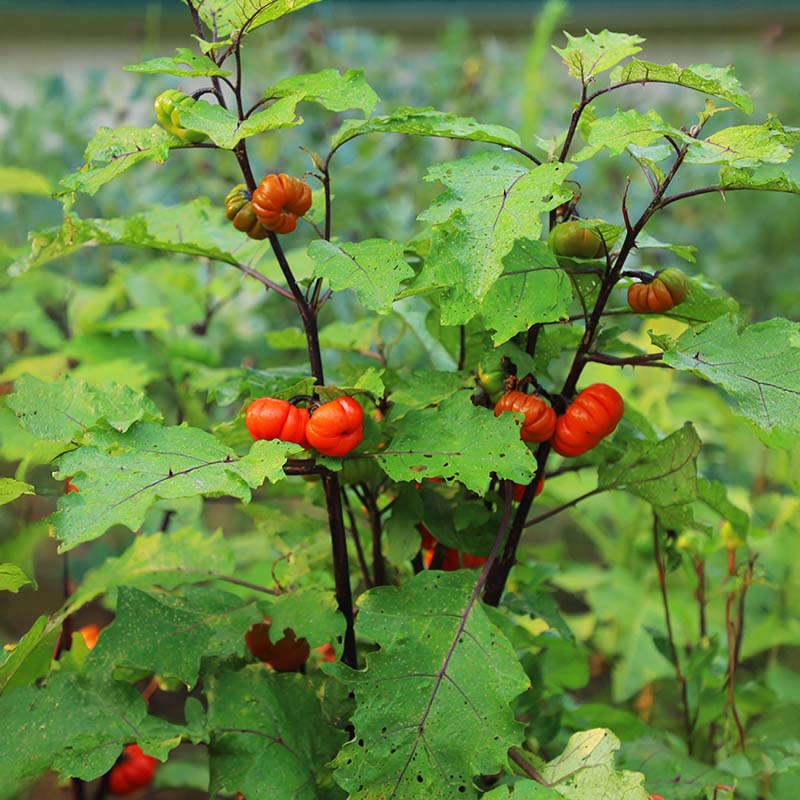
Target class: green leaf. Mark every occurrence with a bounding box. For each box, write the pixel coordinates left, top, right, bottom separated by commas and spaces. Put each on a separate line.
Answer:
205, 664, 346, 800
23, 199, 268, 271
719, 161, 800, 193
541, 729, 649, 799
60, 125, 172, 196
610, 59, 753, 113
379, 390, 537, 494
179, 0, 322, 38
697, 477, 749, 537
634, 232, 697, 263
0, 564, 33, 593
598, 425, 701, 507
0, 283, 65, 349
177, 94, 302, 149
385, 369, 472, 422
662, 276, 739, 324
267, 588, 345, 649
331, 106, 522, 152
481, 238, 572, 344
267, 68, 379, 116
51, 424, 294, 550
573, 109, 687, 162
686, 121, 794, 167
482, 781, 561, 799
0, 615, 58, 694
0, 478, 34, 506
0, 166, 51, 196
419, 155, 573, 303
308, 239, 414, 314
91, 586, 260, 687
329, 571, 529, 799
553, 30, 644, 81
0, 666, 182, 797
66, 527, 237, 615
661, 315, 800, 445
123, 48, 232, 77
7, 374, 162, 445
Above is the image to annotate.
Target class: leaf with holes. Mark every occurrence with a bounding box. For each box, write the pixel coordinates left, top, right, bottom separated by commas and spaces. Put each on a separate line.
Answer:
378, 390, 537, 494
419, 154, 573, 303
51, 423, 294, 550
308, 239, 414, 314
553, 30, 644, 81
204, 662, 346, 800
328, 570, 530, 800
7, 374, 162, 445
331, 106, 521, 152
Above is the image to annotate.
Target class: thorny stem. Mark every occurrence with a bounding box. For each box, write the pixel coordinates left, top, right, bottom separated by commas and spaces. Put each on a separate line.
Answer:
208, 12, 356, 668
653, 515, 694, 753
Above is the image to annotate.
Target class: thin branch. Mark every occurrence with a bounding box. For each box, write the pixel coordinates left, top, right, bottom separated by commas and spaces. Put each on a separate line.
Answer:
341, 487, 373, 589
229, 260, 296, 301
659, 185, 749, 209
523, 486, 604, 529
215, 575, 280, 595
653, 515, 694, 752
457, 325, 466, 371
587, 352, 667, 368
508, 747, 549, 786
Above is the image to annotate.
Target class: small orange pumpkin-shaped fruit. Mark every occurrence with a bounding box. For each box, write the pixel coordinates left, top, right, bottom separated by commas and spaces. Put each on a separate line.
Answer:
251, 173, 312, 234
494, 390, 557, 443
245, 397, 309, 448
551, 383, 624, 458
627, 268, 688, 314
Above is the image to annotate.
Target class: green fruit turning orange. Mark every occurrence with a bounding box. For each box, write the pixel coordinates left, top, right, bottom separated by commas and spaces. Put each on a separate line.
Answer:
225, 184, 269, 240
548, 220, 604, 258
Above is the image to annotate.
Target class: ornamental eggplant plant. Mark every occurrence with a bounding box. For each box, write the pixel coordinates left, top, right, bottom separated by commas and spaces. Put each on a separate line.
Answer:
1, 4, 799, 800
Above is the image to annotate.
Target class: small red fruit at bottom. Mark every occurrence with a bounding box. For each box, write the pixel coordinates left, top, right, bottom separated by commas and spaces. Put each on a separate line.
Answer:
315, 643, 336, 663
245, 619, 310, 671
512, 478, 545, 503
649, 795, 666, 800
107, 745, 158, 797
76, 624, 101, 651
65, 477, 79, 493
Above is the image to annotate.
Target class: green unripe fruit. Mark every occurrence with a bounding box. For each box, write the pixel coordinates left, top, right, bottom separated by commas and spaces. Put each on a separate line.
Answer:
477, 361, 506, 403
154, 90, 207, 144
548, 220, 604, 259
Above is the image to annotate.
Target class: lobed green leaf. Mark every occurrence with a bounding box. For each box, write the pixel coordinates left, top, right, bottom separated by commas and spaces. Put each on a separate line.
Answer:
610, 59, 753, 113
123, 48, 232, 77
329, 571, 530, 800
661, 315, 800, 446
308, 238, 415, 314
